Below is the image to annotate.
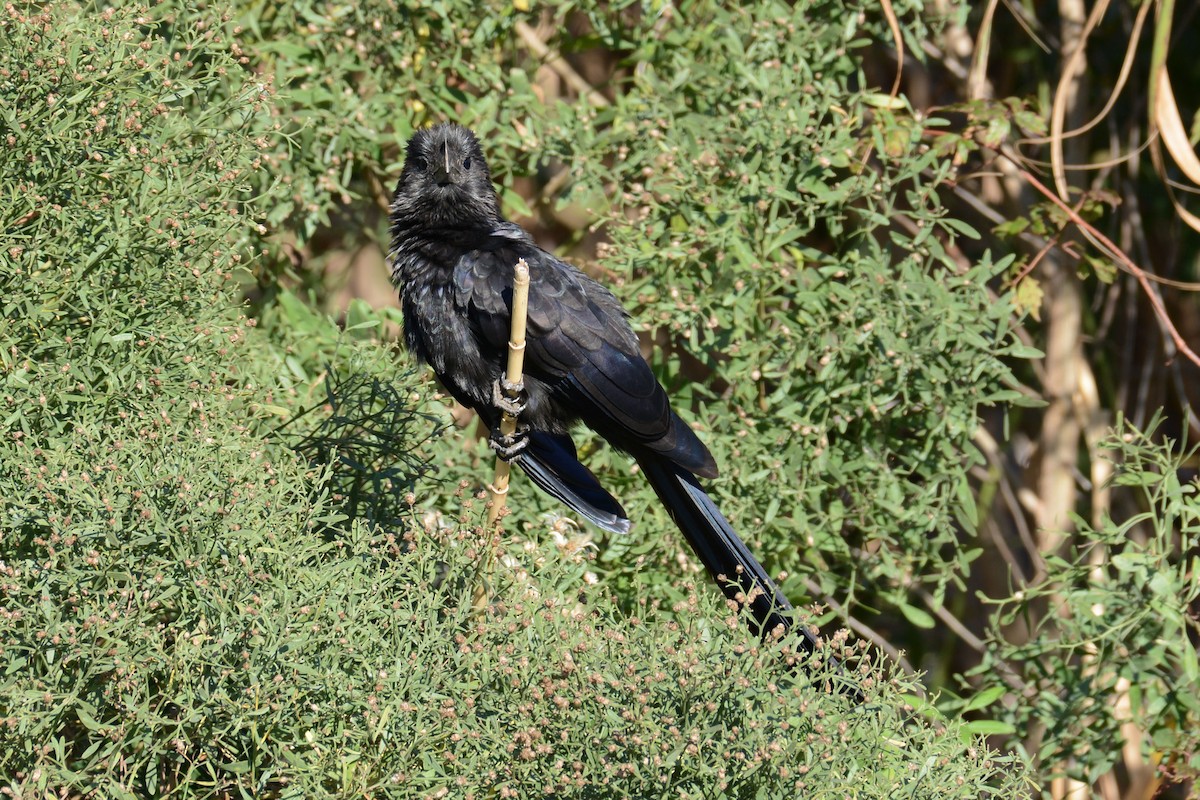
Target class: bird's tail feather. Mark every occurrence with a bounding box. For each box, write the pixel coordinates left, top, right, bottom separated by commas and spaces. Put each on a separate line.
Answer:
637, 456, 818, 650
516, 431, 631, 534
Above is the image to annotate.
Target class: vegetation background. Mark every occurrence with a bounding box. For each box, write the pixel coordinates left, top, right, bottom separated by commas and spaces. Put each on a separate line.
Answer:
1, 0, 1197, 797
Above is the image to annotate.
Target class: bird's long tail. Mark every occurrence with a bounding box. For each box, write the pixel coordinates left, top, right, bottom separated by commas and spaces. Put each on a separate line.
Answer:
637, 456, 818, 651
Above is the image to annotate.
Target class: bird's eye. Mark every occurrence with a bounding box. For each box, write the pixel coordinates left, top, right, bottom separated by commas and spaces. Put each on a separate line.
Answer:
409, 157, 427, 171
462, 157, 472, 170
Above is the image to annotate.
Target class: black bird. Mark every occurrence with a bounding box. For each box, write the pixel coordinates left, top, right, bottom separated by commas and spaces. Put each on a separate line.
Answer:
389, 122, 812, 646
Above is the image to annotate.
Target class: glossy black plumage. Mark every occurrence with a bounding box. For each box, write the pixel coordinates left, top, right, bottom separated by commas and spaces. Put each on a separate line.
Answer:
389, 123, 810, 644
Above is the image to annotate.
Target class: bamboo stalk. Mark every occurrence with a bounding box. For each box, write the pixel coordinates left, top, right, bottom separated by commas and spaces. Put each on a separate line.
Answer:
486, 258, 531, 529
475, 259, 531, 611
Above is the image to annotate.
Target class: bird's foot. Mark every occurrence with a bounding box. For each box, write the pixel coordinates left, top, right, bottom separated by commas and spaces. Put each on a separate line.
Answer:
492, 377, 527, 418
488, 422, 530, 461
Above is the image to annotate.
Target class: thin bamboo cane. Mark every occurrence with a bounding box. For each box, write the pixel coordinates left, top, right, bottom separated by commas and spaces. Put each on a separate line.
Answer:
486, 258, 531, 529
474, 259, 531, 613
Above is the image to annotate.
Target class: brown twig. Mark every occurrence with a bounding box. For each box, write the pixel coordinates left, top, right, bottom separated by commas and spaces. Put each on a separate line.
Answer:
880, 0, 905, 99
914, 587, 1028, 693
515, 21, 609, 109
1005, 155, 1200, 369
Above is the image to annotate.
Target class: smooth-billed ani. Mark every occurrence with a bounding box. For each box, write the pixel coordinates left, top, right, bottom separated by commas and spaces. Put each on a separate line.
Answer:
389, 123, 812, 645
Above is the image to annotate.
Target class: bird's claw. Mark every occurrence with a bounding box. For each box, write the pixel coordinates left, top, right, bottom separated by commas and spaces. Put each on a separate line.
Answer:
488, 423, 530, 461
492, 377, 527, 417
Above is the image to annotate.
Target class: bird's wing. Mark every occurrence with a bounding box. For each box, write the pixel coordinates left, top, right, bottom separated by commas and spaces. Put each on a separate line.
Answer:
452, 233, 714, 476
453, 237, 660, 430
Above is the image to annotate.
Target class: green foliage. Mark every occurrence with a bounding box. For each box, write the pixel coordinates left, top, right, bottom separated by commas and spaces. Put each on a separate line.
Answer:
1, 3, 269, 420
969, 418, 1200, 786
1, 496, 1029, 799
522, 3, 1025, 624
0, 3, 1033, 797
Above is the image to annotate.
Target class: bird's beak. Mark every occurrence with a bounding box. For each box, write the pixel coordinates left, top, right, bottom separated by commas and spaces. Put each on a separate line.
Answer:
432, 141, 452, 185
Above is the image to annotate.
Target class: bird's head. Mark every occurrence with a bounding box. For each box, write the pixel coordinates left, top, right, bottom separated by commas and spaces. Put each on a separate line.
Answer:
391, 123, 500, 227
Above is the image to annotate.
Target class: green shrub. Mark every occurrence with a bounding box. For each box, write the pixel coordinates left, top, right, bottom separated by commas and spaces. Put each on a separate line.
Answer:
970, 417, 1200, 786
